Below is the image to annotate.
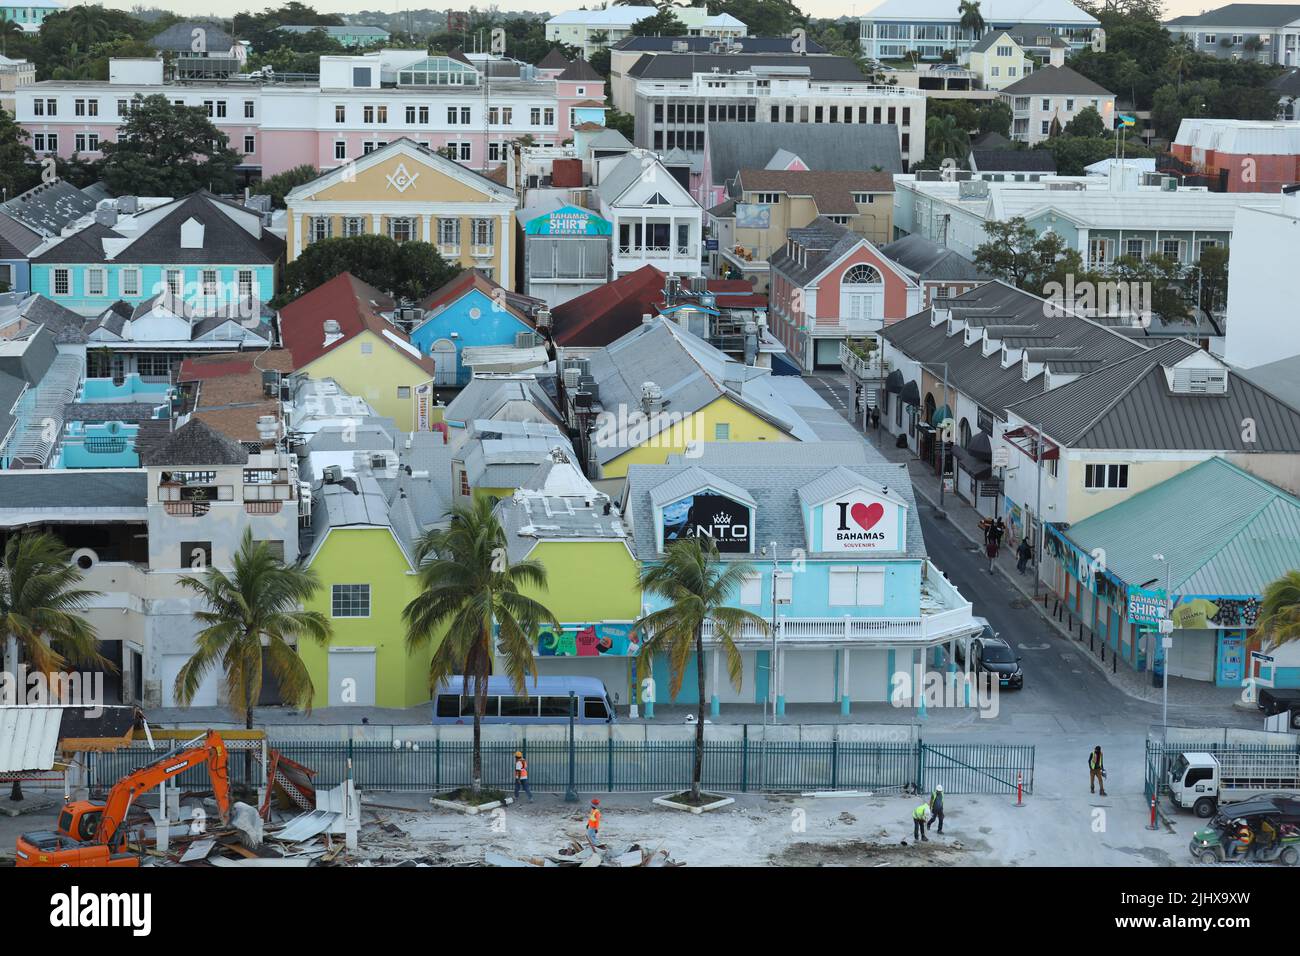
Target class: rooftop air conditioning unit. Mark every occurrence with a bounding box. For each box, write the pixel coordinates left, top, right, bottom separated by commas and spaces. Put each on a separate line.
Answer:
323, 465, 343, 483
515, 331, 540, 349
563, 367, 582, 389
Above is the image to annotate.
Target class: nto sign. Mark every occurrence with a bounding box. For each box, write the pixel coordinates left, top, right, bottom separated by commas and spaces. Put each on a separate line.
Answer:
662, 492, 752, 553
821, 491, 900, 552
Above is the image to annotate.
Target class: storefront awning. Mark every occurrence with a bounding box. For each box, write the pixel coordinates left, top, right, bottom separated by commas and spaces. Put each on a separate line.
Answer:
900, 380, 920, 406
966, 429, 992, 461
953, 443, 993, 480
885, 369, 904, 394
931, 404, 952, 426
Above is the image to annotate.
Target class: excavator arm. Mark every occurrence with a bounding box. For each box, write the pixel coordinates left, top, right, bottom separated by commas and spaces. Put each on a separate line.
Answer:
97, 730, 231, 848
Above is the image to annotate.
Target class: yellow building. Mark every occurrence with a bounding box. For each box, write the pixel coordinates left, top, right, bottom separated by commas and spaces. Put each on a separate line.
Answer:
964, 31, 1033, 92
278, 272, 438, 431
284, 138, 518, 288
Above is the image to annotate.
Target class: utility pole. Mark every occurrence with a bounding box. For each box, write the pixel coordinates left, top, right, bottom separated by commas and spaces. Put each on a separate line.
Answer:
936, 362, 950, 518
1033, 422, 1044, 598
766, 540, 779, 726
1154, 554, 1173, 738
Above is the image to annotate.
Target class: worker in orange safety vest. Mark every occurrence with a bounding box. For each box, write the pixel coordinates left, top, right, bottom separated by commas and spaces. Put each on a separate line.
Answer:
586, 798, 602, 850
513, 751, 533, 802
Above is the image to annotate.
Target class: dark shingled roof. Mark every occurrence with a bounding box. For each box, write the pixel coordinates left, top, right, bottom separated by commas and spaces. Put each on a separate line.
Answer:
141, 418, 250, 466
558, 58, 603, 82
969, 149, 1058, 173
1001, 65, 1113, 97
537, 47, 572, 70
768, 217, 865, 286
706, 122, 903, 188
880, 234, 989, 283
969, 30, 1017, 54
1272, 68, 1300, 97
628, 52, 866, 81
612, 35, 828, 54
0, 472, 148, 511
150, 20, 235, 52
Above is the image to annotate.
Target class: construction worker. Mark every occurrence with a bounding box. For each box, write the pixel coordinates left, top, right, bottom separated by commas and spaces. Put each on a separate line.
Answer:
586, 798, 602, 850
1230, 818, 1254, 859
1089, 746, 1107, 796
912, 801, 929, 842
927, 784, 945, 834
513, 751, 532, 802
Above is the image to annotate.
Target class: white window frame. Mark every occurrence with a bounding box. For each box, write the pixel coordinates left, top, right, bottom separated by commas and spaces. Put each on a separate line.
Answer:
120, 268, 140, 297
53, 268, 70, 296
331, 584, 371, 618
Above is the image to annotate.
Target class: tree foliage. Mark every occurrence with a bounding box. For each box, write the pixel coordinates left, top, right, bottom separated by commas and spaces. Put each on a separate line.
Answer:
279, 234, 461, 305
251, 164, 319, 208
632, 9, 688, 36
1033, 134, 1153, 175
0, 108, 38, 199
99, 94, 241, 195
707, 0, 804, 37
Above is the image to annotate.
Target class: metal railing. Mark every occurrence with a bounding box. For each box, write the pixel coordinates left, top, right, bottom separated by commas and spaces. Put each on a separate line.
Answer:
90, 738, 1034, 795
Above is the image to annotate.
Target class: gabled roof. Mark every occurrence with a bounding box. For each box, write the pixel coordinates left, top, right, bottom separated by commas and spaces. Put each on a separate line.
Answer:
1004, 340, 1300, 451
277, 272, 436, 376
442, 375, 564, 431
969, 30, 1019, 54
612, 35, 829, 54
1000, 65, 1113, 97
1059, 457, 1300, 597
880, 233, 989, 283
1272, 68, 1300, 97
0, 292, 87, 344
284, 138, 515, 205
706, 123, 902, 187
141, 417, 249, 466
178, 349, 295, 443
551, 266, 666, 347
558, 58, 603, 82
736, 169, 894, 215
768, 217, 877, 287
1165, 3, 1300, 28
151, 20, 234, 52
416, 269, 543, 327
0, 179, 97, 240
32, 191, 284, 266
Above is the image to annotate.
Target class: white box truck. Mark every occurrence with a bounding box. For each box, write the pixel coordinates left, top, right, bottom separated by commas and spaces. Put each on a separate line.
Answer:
1168, 751, 1300, 818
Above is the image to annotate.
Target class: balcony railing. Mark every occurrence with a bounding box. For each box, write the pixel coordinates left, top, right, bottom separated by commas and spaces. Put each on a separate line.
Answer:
700, 613, 969, 646
164, 501, 210, 517
840, 341, 889, 380
245, 501, 282, 515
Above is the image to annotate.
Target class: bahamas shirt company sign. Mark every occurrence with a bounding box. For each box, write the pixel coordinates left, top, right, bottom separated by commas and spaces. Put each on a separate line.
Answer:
821, 491, 901, 553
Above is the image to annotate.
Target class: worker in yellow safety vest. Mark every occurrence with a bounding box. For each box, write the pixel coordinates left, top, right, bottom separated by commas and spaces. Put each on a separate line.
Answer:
586, 798, 602, 850
912, 802, 930, 842
513, 751, 533, 802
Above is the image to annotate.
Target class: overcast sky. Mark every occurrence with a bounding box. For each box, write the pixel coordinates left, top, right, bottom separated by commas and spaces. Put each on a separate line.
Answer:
88, 1, 1291, 28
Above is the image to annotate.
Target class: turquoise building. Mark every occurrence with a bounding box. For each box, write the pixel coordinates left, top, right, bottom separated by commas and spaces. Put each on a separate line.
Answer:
1, 2, 61, 32
29, 192, 284, 317
622, 443, 977, 715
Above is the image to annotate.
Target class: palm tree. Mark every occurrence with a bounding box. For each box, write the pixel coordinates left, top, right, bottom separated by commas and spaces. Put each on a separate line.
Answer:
63, 4, 112, 49
1258, 571, 1300, 649
403, 496, 560, 796
1, 533, 104, 799
176, 529, 331, 784
926, 113, 970, 162
958, 0, 986, 42
631, 536, 769, 803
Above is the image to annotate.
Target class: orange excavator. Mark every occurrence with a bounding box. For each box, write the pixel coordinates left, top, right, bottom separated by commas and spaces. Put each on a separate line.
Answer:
15, 730, 231, 867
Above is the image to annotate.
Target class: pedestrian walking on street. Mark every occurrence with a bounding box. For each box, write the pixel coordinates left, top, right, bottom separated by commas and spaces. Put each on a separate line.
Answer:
513, 750, 533, 802
870, 406, 881, 430
586, 798, 603, 850
986, 538, 998, 573
993, 517, 1006, 553
1016, 537, 1034, 575
912, 802, 930, 842
1089, 746, 1107, 796
927, 785, 945, 834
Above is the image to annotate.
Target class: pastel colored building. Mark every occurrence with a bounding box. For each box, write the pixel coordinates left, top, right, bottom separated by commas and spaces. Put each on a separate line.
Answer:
545, 7, 658, 58
1, 1, 60, 33
1000, 49, 1114, 145
768, 217, 922, 373
284, 139, 518, 286
859, 0, 1098, 60
277, 272, 437, 432
621, 442, 977, 713
962, 30, 1034, 91
28, 191, 283, 317
408, 270, 545, 387
1165, 3, 1300, 66
15, 49, 605, 178
1168, 118, 1300, 193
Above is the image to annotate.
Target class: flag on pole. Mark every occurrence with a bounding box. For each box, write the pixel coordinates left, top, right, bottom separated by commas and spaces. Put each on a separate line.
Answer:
1113, 114, 1136, 129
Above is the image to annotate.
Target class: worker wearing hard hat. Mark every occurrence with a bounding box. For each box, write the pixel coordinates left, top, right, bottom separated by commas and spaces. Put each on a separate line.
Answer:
586, 799, 602, 850
912, 802, 930, 842
927, 785, 945, 834
513, 751, 532, 802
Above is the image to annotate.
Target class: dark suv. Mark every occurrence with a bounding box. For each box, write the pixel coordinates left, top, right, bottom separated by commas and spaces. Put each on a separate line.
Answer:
971, 636, 1023, 689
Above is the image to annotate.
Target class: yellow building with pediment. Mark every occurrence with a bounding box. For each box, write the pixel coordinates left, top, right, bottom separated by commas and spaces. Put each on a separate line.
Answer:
284, 138, 519, 289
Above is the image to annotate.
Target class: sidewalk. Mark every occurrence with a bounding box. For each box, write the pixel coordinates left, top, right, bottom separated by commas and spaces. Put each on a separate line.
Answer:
857, 421, 1246, 713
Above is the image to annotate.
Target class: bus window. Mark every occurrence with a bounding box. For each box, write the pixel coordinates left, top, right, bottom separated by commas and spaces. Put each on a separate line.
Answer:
539, 696, 570, 717
460, 695, 486, 718
583, 697, 609, 720
435, 695, 458, 718
500, 695, 536, 718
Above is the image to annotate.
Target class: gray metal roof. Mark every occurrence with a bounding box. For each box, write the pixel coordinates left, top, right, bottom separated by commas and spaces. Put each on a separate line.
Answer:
880, 281, 1148, 419
1000, 65, 1113, 97
442, 375, 563, 430
628, 52, 867, 81
1166, 3, 1300, 27
768, 217, 867, 286
705, 122, 903, 188
623, 457, 925, 562
1058, 457, 1300, 597
496, 460, 627, 563
646, 466, 756, 509
612, 35, 829, 54
0, 179, 97, 240
0, 471, 147, 513
0, 707, 63, 773
969, 149, 1057, 173
667, 440, 879, 468
1006, 340, 1300, 451
880, 233, 989, 283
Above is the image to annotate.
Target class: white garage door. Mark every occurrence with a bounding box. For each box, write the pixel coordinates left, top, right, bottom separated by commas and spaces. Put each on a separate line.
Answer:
161, 653, 220, 707
328, 648, 377, 707
1167, 629, 1215, 682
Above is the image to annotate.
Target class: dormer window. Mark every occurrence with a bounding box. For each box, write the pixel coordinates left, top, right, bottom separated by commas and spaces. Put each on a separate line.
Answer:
1171, 367, 1228, 394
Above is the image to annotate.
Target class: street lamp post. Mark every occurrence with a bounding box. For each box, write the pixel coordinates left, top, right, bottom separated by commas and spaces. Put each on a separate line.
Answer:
936, 362, 950, 518
1154, 554, 1173, 737
565, 691, 578, 803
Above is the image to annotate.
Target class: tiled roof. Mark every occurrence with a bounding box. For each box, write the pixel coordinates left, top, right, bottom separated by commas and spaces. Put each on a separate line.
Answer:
151, 21, 234, 51
558, 58, 603, 82
551, 265, 665, 347
178, 350, 295, 443
537, 47, 572, 70
277, 272, 436, 376
0, 179, 97, 239
417, 268, 543, 324
141, 417, 250, 466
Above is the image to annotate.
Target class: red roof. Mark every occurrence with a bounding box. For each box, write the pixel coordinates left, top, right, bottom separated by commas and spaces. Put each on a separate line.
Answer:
417, 268, 542, 321
178, 358, 253, 380
277, 272, 436, 376
551, 267, 769, 347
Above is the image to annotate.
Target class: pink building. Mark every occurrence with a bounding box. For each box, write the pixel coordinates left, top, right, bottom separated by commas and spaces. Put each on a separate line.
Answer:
768, 217, 921, 373
17, 50, 606, 180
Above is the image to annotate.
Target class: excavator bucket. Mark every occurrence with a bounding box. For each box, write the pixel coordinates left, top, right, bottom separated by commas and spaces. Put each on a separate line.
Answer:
229, 802, 264, 850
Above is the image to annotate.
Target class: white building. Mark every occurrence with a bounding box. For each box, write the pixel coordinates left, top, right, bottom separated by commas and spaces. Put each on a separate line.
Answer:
1223, 185, 1300, 370
546, 7, 658, 58
1165, 4, 1300, 66
595, 149, 703, 278
962, 30, 1034, 91
859, 0, 1099, 60
999, 45, 1114, 144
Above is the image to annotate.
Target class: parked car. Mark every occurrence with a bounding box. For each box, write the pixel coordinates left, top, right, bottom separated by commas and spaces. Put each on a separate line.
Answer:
969, 636, 1023, 689
1209, 795, 1300, 828
954, 617, 995, 665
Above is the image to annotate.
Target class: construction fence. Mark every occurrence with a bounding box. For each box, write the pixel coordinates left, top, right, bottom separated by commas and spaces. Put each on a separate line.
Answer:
89, 736, 1035, 797
1144, 734, 1300, 803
